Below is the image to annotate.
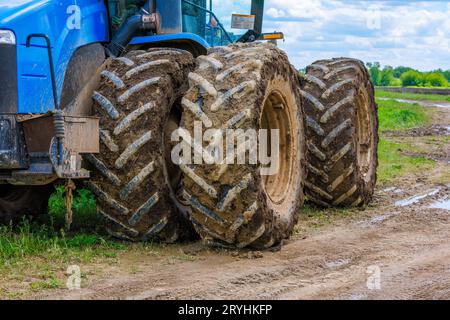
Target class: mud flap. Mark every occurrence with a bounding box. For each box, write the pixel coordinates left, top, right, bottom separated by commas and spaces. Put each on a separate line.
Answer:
0, 115, 28, 169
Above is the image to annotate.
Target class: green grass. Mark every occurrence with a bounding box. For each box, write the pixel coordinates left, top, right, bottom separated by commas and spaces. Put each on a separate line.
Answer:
0, 186, 126, 297
0, 220, 125, 266
377, 99, 430, 131
45, 186, 100, 232
0, 219, 126, 298
377, 138, 435, 184
376, 90, 450, 102
375, 97, 437, 183
29, 278, 65, 291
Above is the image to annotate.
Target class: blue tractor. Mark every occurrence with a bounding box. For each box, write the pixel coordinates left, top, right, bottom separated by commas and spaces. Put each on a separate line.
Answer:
0, 0, 378, 248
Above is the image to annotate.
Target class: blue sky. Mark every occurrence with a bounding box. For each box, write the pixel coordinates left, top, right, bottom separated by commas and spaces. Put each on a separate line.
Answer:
217, 0, 450, 71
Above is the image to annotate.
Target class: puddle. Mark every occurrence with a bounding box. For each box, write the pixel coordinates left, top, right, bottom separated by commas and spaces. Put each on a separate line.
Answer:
382, 187, 403, 194
428, 198, 450, 211
383, 124, 450, 137
368, 215, 390, 224
358, 214, 393, 228
325, 258, 351, 269
378, 97, 450, 109
433, 104, 450, 109
395, 188, 441, 207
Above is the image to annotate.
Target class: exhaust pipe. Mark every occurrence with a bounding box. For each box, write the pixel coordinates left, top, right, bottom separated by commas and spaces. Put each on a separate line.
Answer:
106, 1, 160, 57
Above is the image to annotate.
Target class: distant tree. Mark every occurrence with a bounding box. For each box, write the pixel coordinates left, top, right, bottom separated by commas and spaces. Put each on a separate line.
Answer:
423, 73, 449, 87
443, 70, 450, 82
366, 62, 380, 69
379, 67, 396, 86
400, 70, 423, 87
366, 62, 381, 86
365, 63, 448, 87
393, 66, 413, 78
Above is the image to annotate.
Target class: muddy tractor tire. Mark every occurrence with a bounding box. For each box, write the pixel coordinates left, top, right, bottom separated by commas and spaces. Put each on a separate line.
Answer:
179, 43, 304, 249
300, 58, 378, 207
87, 48, 196, 242
0, 185, 53, 222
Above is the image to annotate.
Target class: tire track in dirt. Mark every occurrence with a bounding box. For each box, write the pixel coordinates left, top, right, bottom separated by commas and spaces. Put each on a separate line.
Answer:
36, 191, 449, 300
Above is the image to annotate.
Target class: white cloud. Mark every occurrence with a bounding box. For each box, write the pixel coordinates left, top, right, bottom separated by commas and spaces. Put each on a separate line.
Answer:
266, 8, 286, 18
262, 0, 450, 70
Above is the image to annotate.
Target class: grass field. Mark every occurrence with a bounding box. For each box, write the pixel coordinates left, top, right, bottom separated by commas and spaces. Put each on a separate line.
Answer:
376, 90, 450, 102
0, 93, 440, 298
376, 97, 434, 183
376, 98, 430, 131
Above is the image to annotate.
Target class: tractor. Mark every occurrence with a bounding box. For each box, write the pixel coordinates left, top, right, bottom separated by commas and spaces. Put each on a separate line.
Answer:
0, 0, 378, 248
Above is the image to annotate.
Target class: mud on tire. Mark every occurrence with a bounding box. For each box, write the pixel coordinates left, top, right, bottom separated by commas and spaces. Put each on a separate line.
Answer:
87, 48, 196, 242
179, 43, 304, 249
300, 58, 378, 207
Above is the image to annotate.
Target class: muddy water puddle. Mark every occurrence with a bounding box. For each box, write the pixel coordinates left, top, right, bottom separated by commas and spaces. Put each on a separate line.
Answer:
378, 97, 450, 109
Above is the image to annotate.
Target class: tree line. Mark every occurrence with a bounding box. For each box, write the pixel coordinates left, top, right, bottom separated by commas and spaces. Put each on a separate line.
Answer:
366, 62, 450, 88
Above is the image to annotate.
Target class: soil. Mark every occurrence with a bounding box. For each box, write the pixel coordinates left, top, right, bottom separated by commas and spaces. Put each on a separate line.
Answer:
383, 124, 450, 137
0, 93, 434, 300
33, 176, 449, 300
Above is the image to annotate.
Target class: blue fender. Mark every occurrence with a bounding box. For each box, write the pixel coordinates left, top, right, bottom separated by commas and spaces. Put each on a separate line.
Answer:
129, 33, 210, 57
0, 0, 109, 114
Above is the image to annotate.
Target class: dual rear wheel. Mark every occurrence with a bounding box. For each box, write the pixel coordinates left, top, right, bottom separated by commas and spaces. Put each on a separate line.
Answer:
0, 44, 378, 249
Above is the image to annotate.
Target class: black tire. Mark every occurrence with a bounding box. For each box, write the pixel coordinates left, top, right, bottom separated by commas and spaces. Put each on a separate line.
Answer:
0, 185, 53, 222
87, 48, 196, 242
300, 58, 378, 207
179, 43, 304, 249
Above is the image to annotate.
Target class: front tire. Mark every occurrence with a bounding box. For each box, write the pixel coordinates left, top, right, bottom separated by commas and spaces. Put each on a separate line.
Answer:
87, 48, 196, 242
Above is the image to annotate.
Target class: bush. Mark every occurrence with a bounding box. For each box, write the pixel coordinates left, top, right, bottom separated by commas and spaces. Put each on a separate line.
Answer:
423, 73, 449, 87
390, 78, 402, 87
400, 70, 423, 87
443, 70, 450, 82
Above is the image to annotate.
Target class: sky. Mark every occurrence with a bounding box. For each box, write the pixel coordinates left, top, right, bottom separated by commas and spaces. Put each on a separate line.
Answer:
217, 0, 450, 71
262, 0, 450, 70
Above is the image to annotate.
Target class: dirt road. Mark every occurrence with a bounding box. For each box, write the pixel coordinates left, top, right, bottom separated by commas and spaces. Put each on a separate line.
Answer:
35, 106, 450, 300
37, 185, 450, 300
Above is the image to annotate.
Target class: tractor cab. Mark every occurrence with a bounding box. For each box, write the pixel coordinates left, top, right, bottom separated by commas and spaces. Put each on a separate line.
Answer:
105, 0, 282, 56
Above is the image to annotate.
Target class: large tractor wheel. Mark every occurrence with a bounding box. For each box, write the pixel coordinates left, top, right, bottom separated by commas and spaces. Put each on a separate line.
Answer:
0, 185, 53, 222
300, 58, 378, 207
179, 43, 304, 249
87, 48, 196, 242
